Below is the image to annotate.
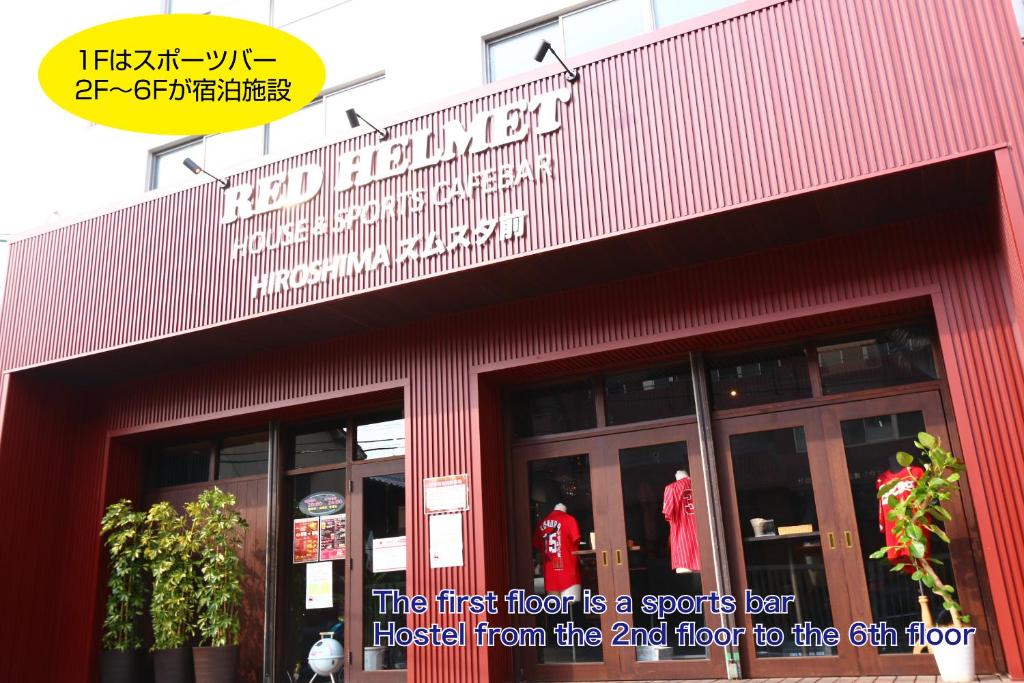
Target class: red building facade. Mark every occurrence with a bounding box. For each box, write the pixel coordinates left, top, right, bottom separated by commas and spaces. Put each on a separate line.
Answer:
3, 1, 1024, 681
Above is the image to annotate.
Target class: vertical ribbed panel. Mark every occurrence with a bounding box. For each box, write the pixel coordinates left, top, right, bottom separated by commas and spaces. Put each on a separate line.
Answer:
79, 204, 1020, 681
3, 0, 1024, 370
4, 2, 1024, 682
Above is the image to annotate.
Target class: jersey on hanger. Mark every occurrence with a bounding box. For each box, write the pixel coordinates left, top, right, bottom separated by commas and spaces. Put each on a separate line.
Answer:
663, 478, 700, 572
532, 508, 582, 593
877, 466, 930, 573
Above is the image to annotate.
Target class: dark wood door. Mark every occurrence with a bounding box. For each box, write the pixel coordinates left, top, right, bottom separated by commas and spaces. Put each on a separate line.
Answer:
511, 438, 623, 681
599, 423, 728, 680
713, 409, 862, 677
819, 390, 996, 675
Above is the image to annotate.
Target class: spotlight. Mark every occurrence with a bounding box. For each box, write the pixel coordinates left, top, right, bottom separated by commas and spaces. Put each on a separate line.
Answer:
181, 157, 229, 190
534, 39, 578, 82
345, 108, 389, 141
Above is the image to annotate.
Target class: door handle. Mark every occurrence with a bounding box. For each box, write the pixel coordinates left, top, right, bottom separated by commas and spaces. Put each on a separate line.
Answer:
615, 549, 623, 565
844, 530, 853, 549
827, 532, 836, 550
601, 550, 608, 567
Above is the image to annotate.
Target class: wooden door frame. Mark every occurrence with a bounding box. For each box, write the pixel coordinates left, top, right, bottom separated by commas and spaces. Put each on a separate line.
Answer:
712, 407, 863, 677
510, 436, 623, 682
818, 390, 996, 675
598, 423, 728, 680
347, 459, 407, 683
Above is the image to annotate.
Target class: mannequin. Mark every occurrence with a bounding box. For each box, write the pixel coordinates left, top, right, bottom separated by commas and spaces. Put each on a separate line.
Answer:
533, 502, 582, 601
663, 470, 700, 573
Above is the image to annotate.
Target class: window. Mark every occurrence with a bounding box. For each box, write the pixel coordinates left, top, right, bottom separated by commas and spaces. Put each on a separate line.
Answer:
146, 430, 269, 487
151, 140, 204, 190
653, 0, 741, 27
604, 364, 695, 425
486, 0, 745, 82
148, 441, 211, 488
562, 0, 648, 57
152, 76, 387, 187
354, 410, 405, 461
217, 432, 270, 479
1012, 0, 1024, 38
487, 22, 561, 83
289, 422, 348, 470
708, 348, 812, 409
510, 380, 597, 438
816, 326, 937, 395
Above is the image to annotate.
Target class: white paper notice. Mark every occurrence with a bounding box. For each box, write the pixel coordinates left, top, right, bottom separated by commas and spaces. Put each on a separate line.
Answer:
372, 536, 407, 573
423, 474, 470, 514
305, 561, 333, 609
429, 513, 464, 569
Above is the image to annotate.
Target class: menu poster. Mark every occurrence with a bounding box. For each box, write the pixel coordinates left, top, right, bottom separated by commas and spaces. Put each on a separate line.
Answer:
293, 517, 320, 564
319, 514, 347, 561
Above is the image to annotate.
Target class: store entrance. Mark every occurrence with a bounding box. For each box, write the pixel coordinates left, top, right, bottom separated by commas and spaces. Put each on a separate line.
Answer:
512, 422, 726, 681
713, 390, 996, 677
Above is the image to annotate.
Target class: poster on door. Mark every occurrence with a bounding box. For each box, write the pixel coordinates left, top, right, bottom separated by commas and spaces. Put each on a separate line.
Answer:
319, 514, 346, 561
293, 517, 320, 563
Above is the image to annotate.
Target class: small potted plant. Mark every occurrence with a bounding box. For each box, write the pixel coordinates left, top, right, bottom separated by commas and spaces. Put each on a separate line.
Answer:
871, 431, 975, 682
99, 500, 147, 683
146, 501, 197, 683
187, 487, 248, 683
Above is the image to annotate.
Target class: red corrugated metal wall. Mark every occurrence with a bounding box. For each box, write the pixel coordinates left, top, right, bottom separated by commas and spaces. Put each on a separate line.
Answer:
2, 1, 1024, 682
3, 1, 1024, 369
78, 203, 1019, 682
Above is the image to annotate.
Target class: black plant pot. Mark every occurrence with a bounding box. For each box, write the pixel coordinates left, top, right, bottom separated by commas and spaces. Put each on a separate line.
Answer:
100, 649, 144, 683
154, 646, 194, 683
193, 645, 239, 683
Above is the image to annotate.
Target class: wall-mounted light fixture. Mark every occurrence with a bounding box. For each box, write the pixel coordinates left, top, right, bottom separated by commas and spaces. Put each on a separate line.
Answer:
535, 39, 578, 82
345, 108, 389, 141
182, 158, 230, 190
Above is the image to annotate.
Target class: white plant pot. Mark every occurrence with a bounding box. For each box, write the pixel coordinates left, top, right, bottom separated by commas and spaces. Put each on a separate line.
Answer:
364, 645, 387, 671
932, 628, 976, 683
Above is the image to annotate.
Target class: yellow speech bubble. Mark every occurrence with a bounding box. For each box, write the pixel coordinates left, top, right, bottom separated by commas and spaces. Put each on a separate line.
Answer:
38, 14, 326, 135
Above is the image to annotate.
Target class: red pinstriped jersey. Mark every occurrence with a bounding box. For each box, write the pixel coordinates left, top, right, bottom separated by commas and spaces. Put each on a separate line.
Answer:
663, 478, 700, 572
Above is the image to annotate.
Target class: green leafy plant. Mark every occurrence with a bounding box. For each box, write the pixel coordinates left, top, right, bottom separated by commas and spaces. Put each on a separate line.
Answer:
187, 487, 248, 647
870, 431, 970, 627
100, 500, 148, 651
145, 501, 196, 650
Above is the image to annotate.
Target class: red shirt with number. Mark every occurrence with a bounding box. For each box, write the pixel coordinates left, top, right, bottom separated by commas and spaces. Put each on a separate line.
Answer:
877, 466, 930, 574
532, 509, 582, 592
663, 477, 701, 572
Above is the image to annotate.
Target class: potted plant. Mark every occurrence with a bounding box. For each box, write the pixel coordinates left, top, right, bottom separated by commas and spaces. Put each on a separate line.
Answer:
99, 500, 147, 683
146, 502, 197, 683
871, 431, 975, 682
187, 487, 248, 683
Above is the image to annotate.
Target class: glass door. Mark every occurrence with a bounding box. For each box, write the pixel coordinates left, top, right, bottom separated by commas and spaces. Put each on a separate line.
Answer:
713, 409, 862, 677
349, 461, 407, 681
600, 424, 727, 680
512, 439, 621, 681
819, 391, 996, 675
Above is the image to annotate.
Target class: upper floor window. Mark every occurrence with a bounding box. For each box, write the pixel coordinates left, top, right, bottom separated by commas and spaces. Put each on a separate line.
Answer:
1012, 0, 1024, 37
151, 139, 204, 191
487, 0, 744, 82
149, 75, 385, 190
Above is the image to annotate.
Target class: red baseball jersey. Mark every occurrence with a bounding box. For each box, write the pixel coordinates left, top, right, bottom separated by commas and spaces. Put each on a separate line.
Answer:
532, 509, 582, 592
663, 478, 700, 572
877, 466, 930, 573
